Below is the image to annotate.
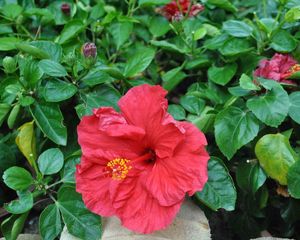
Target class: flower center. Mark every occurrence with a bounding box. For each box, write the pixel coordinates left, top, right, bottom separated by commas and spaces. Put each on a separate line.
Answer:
104, 151, 156, 180
104, 158, 132, 180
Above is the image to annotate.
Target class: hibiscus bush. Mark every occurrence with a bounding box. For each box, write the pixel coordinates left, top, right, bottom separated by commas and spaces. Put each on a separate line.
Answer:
1, 0, 300, 239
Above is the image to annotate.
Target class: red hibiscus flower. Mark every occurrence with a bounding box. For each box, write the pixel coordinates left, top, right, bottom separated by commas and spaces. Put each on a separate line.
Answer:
159, 0, 204, 21
76, 84, 209, 234
254, 53, 300, 85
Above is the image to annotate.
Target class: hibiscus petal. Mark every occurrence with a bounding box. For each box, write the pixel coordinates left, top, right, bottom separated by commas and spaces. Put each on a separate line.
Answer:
77, 114, 143, 160
76, 163, 116, 216
94, 107, 145, 140
118, 84, 184, 158
144, 122, 209, 206
110, 175, 182, 234
118, 84, 168, 128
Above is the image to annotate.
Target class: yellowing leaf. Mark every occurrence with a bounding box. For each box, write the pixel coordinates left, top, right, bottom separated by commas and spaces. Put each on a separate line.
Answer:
15, 121, 37, 167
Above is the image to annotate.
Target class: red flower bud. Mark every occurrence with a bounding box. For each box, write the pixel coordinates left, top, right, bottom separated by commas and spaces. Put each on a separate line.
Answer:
82, 43, 97, 58
159, 0, 204, 21
61, 3, 71, 15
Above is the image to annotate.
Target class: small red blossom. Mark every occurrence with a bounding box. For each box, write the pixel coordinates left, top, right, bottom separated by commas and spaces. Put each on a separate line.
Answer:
76, 84, 209, 234
254, 53, 299, 85
159, 0, 204, 21
82, 42, 97, 58
61, 3, 71, 15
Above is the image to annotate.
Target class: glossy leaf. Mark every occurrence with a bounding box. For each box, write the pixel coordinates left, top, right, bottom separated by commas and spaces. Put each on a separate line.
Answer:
58, 20, 85, 44
195, 157, 237, 211
289, 92, 300, 124
39, 204, 62, 240
38, 148, 64, 175
124, 47, 155, 77
162, 67, 187, 91
109, 22, 133, 50
287, 161, 300, 199
270, 30, 297, 52
247, 84, 290, 127
43, 79, 77, 102
15, 121, 37, 167
39, 59, 67, 77
255, 133, 298, 185
3, 167, 33, 191
57, 185, 102, 240
208, 63, 237, 86
30, 102, 67, 146
180, 95, 205, 115
4, 191, 33, 214
215, 107, 260, 159
223, 20, 253, 37
236, 162, 267, 194
1, 212, 29, 240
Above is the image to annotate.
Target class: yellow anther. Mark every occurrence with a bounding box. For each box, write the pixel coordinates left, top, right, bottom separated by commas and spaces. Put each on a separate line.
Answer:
105, 158, 132, 180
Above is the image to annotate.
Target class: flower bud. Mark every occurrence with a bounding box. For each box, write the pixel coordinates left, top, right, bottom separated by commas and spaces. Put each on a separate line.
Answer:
3, 56, 17, 74
82, 43, 97, 58
61, 3, 71, 15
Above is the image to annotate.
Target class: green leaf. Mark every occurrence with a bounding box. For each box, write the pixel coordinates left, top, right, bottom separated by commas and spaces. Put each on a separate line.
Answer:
138, 0, 171, 6
39, 59, 67, 77
0, 103, 11, 127
0, 37, 21, 51
270, 30, 297, 53
109, 22, 133, 50
43, 79, 77, 102
185, 56, 210, 70
239, 73, 260, 91
285, 6, 300, 22
215, 106, 260, 159
30, 102, 67, 146
4, 191, 33, 214
23, 59, 43, 87
189, 106, 216, 133
207, 0, 237, 12
150, 40, 186, 54
247, 84, 290, 127
2, 4, 23, 19
124, 47, 155, 77
81, 68, 114, 87
15, 43, 50, 59
195, 157, 236, 211
62, 156, 80, 183
38, 148, 64, 175
255, 133, 298, 185
208, 63, 237, 86
15, 121, 37, 167
31, 41, 62, 62
19, 96, 35, 107
1, 212, 29, 240
162, 67, 187, 91
58, 20, 85, 44
39, 204, 62, 240
180, 95, 205, 115
287, 161, 300, 199
168, 104, 186, 120
223, 20, 253, 37
7, 104, 20, 129
0, 143, 17, 175
149, 16, 170, 37
236, 162, 267, 194
76, 85, 121, 118
3, 167, 33, 191
220, 38, 253, 56
289, 92, 300, 124
57, 185, 102, 240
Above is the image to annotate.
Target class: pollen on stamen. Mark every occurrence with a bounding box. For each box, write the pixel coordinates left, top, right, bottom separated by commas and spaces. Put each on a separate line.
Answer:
104, 158, 132, 180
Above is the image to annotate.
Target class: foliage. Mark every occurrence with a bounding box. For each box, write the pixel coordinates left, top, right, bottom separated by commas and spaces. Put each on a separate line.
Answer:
0, 0, 300, 239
